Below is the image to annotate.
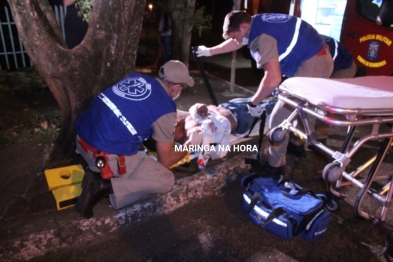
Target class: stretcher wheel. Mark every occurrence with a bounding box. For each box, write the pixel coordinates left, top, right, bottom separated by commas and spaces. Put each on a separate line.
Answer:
317, 194, 339, 212
269, 126, 287, 144
322, 162, 341, 183
325, 198, 339, 212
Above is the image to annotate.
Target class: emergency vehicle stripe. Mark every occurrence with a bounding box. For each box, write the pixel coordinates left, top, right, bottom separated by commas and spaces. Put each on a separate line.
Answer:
332, 39, 338, 61
98, 93, 138, 135
278, 17, 302, 62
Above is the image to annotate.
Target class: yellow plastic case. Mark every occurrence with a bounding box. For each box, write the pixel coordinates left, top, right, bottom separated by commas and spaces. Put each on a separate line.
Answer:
44, 164, 85, 210
44, 164, 85, 190
51, 184, 82, 210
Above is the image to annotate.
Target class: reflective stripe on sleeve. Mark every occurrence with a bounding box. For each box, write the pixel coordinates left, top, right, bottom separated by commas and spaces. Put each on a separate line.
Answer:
332, 39, 338, 61
278, 17, 302, 62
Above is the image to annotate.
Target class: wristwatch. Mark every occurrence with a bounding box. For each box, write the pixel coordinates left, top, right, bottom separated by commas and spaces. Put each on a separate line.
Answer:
248, 101, 256, 107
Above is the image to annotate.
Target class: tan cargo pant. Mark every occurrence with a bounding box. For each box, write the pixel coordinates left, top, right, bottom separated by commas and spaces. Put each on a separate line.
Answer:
268, 45, 334, 167
76, 137, 175, 210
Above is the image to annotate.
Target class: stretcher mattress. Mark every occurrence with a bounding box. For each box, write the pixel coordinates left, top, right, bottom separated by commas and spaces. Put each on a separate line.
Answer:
279, 76, 393, 109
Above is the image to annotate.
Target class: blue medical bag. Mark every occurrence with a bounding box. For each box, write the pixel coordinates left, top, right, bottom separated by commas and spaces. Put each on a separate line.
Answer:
241, 173, 331, 241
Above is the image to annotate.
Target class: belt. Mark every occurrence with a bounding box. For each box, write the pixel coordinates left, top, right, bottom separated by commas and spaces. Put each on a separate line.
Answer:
77, 135, 127, 178
78, 135, 99, 154
316, 45, 327, 57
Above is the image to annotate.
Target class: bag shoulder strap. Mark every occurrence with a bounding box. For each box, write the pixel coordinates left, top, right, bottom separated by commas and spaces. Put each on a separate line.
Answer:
262, 207, 287, 226
247, 191, 261, 213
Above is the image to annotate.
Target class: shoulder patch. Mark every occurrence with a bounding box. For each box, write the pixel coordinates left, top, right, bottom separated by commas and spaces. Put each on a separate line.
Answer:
261, 14, 290, 23
112, 76, 152, 101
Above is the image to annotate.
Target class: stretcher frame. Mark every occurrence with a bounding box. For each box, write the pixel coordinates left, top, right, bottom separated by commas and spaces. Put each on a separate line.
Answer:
270, 76, 393, 257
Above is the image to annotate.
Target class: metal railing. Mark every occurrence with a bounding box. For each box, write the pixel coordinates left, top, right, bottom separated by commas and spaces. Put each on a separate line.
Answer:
0, 5, 66, 70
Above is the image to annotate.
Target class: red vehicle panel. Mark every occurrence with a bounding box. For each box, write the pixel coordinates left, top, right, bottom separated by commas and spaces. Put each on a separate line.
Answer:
340, 0, 393, 76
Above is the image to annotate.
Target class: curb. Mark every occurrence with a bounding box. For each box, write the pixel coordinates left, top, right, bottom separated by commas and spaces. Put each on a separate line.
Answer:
0, 152, 253, 261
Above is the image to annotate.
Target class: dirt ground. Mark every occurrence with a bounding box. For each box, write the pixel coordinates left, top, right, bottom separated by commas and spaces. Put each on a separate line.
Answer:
1, 62, 393, 261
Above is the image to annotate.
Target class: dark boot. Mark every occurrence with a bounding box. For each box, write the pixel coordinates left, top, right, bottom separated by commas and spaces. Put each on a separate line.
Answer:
75, 170, 113, 219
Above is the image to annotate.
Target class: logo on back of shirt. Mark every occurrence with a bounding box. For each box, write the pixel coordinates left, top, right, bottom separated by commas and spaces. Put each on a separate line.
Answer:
112, 76, 152, 101
261, 14, 290, 23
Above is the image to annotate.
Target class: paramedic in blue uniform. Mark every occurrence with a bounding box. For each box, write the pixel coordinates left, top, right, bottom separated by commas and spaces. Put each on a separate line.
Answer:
196, 11, 334, 174
74, 60, 194, 218
322, 35, 357, 78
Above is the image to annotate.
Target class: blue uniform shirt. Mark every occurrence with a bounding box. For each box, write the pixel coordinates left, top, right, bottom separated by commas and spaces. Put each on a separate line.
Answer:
248, 13, 325, 77
75, 73, 176, 155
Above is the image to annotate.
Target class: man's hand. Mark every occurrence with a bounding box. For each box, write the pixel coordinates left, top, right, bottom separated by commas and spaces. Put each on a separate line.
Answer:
247, 102, 264, 117
196, 46, 211, 57
156, 141, 187, 168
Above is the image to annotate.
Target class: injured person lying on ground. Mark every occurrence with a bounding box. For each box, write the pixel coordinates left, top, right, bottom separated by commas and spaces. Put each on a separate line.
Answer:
143, 98, 276, 168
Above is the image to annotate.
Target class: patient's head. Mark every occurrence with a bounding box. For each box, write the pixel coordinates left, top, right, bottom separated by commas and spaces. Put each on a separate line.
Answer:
174, 118, 188, 144
174, 103, 238, 145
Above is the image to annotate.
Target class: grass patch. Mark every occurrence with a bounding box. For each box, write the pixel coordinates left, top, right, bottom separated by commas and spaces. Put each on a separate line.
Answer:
6, 67, 49, 97
0, 67, 59, 150
0, 107, 61, 148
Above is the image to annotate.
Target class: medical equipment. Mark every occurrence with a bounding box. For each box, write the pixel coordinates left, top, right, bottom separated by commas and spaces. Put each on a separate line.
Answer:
270, 76, 393, 258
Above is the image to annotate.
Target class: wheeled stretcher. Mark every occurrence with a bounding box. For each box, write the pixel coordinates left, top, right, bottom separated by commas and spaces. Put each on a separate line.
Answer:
270, 76, 393, 257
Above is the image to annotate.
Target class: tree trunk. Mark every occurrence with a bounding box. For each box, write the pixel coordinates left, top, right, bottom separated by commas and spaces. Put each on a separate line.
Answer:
7, 0, 146, 159
171, 0, 196, 66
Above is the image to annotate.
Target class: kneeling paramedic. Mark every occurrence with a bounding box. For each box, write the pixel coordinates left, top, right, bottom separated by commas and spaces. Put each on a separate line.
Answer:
74, 60, 194, 218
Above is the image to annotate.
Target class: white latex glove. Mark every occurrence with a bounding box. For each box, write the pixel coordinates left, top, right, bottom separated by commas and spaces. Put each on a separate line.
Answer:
196, 46, 212, 57
247, 104, 264, 117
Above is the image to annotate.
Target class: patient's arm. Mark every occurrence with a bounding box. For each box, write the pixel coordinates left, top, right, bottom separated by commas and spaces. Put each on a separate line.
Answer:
174, 116, 200, 144
184, 127, 203, 146
207, 105, 238, 133
176, 109, 190, 122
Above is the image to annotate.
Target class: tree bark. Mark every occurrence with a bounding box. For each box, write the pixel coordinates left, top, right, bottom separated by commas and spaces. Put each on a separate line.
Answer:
171, 0, 196, 66
7, 0, 146, 159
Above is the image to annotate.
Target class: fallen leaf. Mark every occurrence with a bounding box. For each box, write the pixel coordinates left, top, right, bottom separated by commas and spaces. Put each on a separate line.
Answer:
40, 120, 48, 129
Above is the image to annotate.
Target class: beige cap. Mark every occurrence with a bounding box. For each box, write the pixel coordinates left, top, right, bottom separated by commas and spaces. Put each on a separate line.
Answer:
159, 60, 194, 87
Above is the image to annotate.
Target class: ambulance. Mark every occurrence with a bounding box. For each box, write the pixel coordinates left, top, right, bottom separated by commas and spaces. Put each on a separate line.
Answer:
298, 0, 393, 76
243, 0, 393, 76
339, 0, 393, 76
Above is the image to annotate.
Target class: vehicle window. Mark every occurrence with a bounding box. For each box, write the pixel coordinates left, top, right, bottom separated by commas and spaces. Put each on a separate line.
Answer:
357, 0, 382, 21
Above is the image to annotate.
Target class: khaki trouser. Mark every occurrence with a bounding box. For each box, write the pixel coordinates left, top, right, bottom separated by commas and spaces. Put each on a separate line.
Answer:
330, 60, 357, 79
268, 45, 334, 167
76, 137, 175, 210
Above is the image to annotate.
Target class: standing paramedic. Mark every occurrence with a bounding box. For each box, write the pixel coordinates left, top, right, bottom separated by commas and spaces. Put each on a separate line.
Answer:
74, 60, 194, 218
196, 11, 334, 174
